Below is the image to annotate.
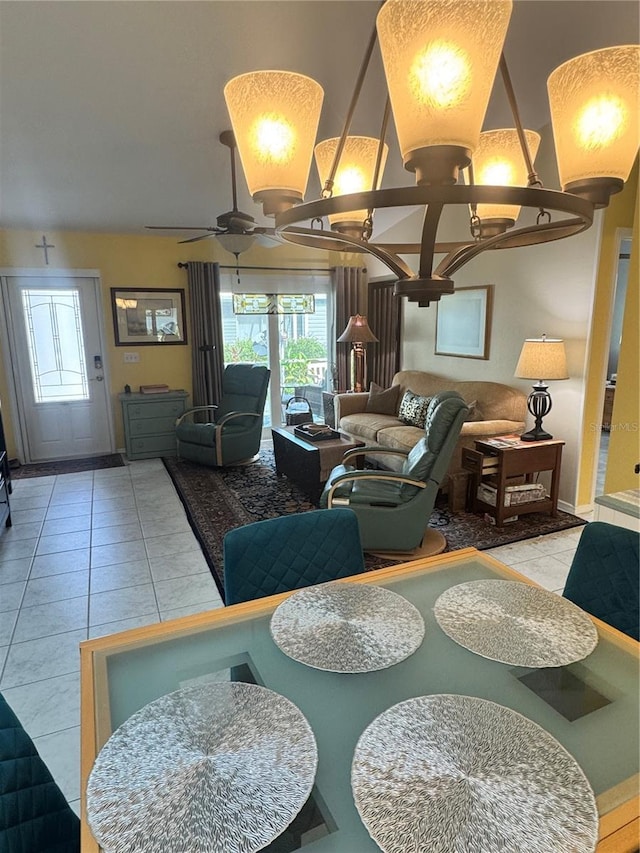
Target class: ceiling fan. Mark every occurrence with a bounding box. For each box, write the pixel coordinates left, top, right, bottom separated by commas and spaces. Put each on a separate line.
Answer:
145, 130, 277, 251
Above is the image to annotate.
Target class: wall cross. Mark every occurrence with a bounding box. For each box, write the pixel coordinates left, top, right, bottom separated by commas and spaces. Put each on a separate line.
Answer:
35, 235, 55, 265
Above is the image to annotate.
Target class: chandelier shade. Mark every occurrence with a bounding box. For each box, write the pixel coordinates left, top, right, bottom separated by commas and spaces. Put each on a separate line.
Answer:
223, 71, 324, 215
547, 45, 640, 207
467, 128, 541, 233
376, 0, 513, 184
314, 136, 389, 235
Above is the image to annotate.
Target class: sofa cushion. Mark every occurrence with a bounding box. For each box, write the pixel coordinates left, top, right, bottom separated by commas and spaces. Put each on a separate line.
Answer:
366, 383, 400, 415
376, 424, 424, 452
340, 413, 402, 443
399, 390, 433, 427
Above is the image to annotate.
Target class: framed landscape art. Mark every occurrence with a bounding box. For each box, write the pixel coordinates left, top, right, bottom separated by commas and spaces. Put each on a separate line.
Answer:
435, 285, 493, 360
111, 288, 187, 345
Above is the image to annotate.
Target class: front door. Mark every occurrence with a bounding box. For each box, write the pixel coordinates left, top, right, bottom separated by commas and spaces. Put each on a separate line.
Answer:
0, 272, 114, 462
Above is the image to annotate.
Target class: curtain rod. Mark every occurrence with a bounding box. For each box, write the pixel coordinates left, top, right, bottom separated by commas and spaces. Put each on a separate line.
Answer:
177, 262, 336, 273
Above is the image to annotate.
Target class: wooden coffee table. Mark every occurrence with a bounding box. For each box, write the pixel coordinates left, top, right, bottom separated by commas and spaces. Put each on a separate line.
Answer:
271, 426, 365, 502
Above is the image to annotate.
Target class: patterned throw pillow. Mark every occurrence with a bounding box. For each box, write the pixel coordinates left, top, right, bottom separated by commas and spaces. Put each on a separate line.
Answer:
365, 382, 401, 415
399, 390, 433, 428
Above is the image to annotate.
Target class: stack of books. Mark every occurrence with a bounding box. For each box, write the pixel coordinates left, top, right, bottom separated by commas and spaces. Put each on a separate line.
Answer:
139, 384, 170, 394
478, 482, 547, 507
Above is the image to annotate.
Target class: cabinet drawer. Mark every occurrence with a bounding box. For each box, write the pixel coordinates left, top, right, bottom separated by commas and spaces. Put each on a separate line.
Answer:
130, 435, 178, 456
129, 415, 180, 437
125, 400, 186, 420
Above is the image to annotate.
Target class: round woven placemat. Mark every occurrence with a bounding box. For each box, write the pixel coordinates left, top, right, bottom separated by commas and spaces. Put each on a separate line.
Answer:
434, 579, 598, 666
87, 682, 318, 853
270, 581, 425, 672
352, 694, 598, 853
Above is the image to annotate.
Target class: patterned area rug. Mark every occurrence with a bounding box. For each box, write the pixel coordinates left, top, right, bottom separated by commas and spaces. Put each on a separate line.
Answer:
163, 449, 586, 599
11, 453, 125, 479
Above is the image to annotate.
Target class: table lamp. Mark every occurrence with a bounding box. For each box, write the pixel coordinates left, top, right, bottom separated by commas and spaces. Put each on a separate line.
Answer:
514, 335, 569, 441
337, 315, 378, 393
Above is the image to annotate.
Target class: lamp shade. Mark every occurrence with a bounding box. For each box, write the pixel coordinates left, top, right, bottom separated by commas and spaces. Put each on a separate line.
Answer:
514, 338, 569, 381
337, 315, 378, 344
547, 46, 640, 203
376, 0, 512, 183
469, 129, 541, 224
224, 71, 324, 215
314, 136, 388, 229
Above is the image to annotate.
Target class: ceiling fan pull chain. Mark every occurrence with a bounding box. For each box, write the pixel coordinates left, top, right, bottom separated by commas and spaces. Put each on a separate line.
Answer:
536, 209, 551, 225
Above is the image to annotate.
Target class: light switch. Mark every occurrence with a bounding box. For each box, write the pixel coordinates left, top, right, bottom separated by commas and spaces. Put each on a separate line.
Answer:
123, 352, 140, 363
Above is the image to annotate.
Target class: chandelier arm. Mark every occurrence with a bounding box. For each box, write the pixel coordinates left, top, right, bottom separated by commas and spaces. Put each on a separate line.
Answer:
435, 217, 591, 278
418, 202, 444, 279
499, 53, 541, 187
371, 97, 392, 194
279, 225, 415, 279
324, 14, 380, 195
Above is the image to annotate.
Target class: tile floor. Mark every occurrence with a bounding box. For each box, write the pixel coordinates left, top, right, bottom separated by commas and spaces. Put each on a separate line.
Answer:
0, 458, 588, 815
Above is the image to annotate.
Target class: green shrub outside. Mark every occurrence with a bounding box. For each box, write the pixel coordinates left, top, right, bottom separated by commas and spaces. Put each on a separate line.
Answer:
224, 336, 327, 386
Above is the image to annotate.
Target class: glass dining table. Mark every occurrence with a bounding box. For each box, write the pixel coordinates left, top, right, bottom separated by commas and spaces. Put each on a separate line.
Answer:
80, 547, 639, 852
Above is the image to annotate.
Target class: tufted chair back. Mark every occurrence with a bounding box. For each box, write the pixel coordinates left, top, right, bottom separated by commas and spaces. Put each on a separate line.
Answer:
563, 521, 639, 640
0, 691, 80, 852
223, 508, 365, 605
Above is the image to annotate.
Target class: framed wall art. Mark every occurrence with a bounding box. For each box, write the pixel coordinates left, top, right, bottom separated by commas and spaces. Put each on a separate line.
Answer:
435, 285, 493, 359
111, 288, 187, 346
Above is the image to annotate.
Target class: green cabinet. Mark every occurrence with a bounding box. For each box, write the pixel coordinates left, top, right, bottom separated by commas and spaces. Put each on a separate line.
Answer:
119, 391, 189, 460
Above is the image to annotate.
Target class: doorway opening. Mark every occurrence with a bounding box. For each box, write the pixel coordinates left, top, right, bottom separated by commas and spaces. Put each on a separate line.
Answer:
595, 234, 632, 495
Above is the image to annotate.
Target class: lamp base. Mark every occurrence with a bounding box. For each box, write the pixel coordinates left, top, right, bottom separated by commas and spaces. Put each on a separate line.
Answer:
520, 426, 553, 442
521, 383, 553, 441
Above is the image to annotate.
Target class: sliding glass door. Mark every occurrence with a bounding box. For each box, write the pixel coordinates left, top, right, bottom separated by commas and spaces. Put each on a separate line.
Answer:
219, 269, 333, 430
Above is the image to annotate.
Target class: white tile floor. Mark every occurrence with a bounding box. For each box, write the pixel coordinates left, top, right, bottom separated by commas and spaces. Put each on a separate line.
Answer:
0, 458, 587, 815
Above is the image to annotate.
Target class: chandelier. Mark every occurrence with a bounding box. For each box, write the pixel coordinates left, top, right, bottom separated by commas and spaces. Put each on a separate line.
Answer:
223, 0, 640, 307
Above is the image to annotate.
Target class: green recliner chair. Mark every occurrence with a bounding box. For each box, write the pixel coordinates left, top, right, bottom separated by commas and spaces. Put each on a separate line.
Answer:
319, 392, 469, 551
175, 363, 270, 466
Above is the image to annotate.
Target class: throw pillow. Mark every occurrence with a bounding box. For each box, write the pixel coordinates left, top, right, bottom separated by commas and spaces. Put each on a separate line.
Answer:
398, 390, 433, 428
365, 382, 401, 415
465, 399, 484, 421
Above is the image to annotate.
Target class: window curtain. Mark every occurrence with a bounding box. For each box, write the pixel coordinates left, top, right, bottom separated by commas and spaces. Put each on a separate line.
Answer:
333, 266, 368, 391
186, 261, 225, 408
368, 280, 401, 388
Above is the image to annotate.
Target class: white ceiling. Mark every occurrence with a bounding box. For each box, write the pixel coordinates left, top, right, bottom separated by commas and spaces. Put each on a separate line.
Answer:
0, 1, 638, 240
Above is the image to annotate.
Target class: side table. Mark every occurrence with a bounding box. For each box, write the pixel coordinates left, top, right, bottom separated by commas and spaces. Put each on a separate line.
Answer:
462, 438, 564, 527
119, 390, 189, 460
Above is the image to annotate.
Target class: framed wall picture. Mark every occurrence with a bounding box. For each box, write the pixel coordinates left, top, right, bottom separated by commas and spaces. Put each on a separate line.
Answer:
435, 285, 493, 359
111, 288, 187, 346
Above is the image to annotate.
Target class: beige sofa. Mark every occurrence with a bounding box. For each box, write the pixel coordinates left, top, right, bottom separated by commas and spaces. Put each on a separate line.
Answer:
335, 370, 527, 510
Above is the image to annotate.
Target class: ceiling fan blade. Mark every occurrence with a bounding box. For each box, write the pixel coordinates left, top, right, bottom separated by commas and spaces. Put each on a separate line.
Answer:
145, 225, 221, 232
253, 232, 281, 248
178, 233, 219, 244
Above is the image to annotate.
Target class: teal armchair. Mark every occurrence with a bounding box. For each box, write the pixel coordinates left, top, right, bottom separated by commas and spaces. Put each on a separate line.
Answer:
176, 364, 270, 466
320, 392, 469, 551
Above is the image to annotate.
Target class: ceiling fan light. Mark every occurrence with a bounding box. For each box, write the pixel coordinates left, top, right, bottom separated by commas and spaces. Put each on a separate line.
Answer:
224, 71, 324, 216
468, 128, 541, 226
314, 136, 388, 233
216, 233, 256, 255
376, 0, 512, 185
548, 45, 640, 207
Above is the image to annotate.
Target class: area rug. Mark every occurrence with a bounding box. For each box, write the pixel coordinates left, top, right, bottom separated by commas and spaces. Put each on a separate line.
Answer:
11, 453, 126, 479
163, 450, 586, 600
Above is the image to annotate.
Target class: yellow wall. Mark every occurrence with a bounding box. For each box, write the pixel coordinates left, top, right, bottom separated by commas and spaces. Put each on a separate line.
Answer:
605, 195, 639, 492
577, 161, 639, 504
0, 229, 330, 456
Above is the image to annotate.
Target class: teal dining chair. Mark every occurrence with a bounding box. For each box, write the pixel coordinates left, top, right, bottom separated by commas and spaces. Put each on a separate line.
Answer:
0, 691, 80, 853
562, 521, 639, 640
223, 508, 366, 605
